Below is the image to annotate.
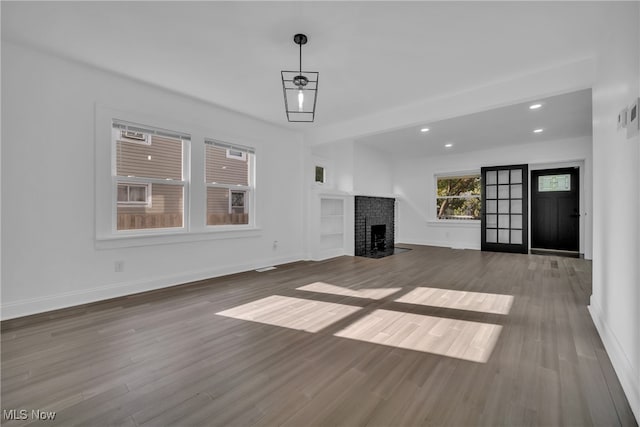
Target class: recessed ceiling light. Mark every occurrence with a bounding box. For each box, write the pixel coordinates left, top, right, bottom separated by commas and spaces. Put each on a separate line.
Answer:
444, 143, 453, 148
533, 128, 544, 133
529, 103, 543, 110
420, 127, 430, 133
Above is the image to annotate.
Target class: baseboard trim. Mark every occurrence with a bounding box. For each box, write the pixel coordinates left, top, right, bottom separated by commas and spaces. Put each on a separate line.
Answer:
396, 238, 480, 251
589, 300, 640, 423
1, 254, 303, 321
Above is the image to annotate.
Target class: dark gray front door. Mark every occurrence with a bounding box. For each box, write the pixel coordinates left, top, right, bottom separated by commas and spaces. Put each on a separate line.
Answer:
531, 168, 579, 252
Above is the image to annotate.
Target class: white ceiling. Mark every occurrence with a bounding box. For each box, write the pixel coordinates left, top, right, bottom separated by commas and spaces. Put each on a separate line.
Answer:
356, 88, 592, 157
2, 2, 606, 128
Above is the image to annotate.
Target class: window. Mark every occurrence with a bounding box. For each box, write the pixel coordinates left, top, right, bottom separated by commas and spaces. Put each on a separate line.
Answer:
315, 165, 325, 184
205, 139, 254, 226
117, 183, 151, 205
230, 190, 246, 214
436, 174, 481, 220
226, 149, 247, 161
112, 120, 189, 231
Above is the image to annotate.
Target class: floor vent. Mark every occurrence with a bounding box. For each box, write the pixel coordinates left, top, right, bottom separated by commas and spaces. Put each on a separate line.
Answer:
255, 266, 277, 272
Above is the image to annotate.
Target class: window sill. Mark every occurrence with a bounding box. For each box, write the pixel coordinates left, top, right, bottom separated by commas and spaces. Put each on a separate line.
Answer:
95, 227, 262, 249
426, 220, 480, 228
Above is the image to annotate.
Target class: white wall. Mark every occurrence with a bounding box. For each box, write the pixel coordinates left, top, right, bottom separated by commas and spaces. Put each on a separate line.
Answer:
589, 3, 640, 422
392, 137, 592, 256
353, 143, 394, 197
310, 139, 354, 193
1, 42, 305, 319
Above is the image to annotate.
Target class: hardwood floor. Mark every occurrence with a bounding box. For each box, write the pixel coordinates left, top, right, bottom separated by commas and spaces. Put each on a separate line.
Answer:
1, 245, 636, 426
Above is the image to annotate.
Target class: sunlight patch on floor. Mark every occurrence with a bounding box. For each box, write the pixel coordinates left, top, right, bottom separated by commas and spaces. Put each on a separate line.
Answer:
216, 295, 361, 333
296, 282, 402, 300
395, 287, 514, 315
334, 309, 502, 363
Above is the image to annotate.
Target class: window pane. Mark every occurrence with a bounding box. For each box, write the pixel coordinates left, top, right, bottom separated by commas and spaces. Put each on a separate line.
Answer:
117, 184, 183, 230
498, 185, 509, 199
486, 185, 497, 199
117, 185, 128, 202
511, 199, 522, 214
486, 229, 497, 243
485, 200, 497, 214
315, 166, 325, 183
437, 176, 480, 197
129, 186, 147, 202
538, 174, 571, 192
485, 171, 497, 185
511, 169, 522, 184
207, 187, 249, 225
511, 184, 523, 199
206, 145, 249, 185
511, 229, 523, 244
498, 170, 509, 184
116, 135, 182, 180
436, 197, 480, 220
511, 214, 522, 229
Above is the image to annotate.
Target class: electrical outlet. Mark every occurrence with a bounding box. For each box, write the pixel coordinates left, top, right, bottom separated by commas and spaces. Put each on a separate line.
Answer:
114, 261, 124, 272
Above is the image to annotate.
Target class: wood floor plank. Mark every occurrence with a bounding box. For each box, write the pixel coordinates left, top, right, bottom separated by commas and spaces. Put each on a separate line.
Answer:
1, 245, 636, 426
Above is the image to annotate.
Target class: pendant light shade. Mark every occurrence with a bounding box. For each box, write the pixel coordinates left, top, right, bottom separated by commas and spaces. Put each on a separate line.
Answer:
281, 33, 319, 122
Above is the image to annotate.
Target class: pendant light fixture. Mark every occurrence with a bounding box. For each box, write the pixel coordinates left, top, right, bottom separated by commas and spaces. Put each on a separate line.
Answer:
281, 33, 319, 122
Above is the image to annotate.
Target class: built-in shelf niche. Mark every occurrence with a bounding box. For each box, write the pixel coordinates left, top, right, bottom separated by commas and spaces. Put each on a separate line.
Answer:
320, 197, 344, 250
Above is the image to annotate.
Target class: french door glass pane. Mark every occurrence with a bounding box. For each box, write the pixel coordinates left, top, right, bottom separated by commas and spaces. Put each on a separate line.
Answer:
511, 199, 522, 214
486, 200, 497, 213
486, 185, 497, 199
511, 214, 522, 229
498, 214, 509, 228
511, 184, 523, 199
498, 185, 509, 199
486, 229, 497, 243
511, 230, 523, 244
510, 169, 522, 184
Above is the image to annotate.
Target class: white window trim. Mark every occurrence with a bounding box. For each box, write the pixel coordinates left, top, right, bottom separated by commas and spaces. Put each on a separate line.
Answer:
111, 124, 190, 235
205, 139, 256, 228
433, 171, 482, 222
95, 105, 262, 247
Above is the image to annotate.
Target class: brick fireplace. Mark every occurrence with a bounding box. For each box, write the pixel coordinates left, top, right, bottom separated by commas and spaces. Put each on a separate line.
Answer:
354, 196, 395, 258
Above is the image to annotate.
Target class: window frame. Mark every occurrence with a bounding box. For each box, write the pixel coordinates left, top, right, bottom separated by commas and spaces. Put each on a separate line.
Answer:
434, 171, 482, 222
111, 120, 190, 235
205, 139, 256, 229
95, 105, 262, 247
